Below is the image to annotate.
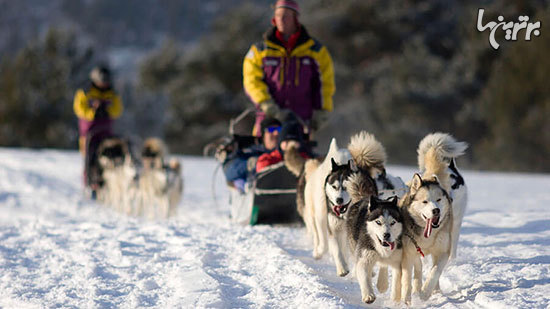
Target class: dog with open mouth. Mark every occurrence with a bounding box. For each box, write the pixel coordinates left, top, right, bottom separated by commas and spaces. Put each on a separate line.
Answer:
346, 195, 403, 304
301, 138, 353, 276
400, 172, 453, 303
399, 132, 469, 303
323, 158, 355, 276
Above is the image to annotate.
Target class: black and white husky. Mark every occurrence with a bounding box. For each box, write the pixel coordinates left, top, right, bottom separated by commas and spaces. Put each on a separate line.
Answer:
347, 195, 403, 304
400, 132, 468, 303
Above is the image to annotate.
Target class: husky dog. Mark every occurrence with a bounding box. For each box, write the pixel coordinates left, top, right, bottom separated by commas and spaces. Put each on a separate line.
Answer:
346, 195, 403, 304
400, 132, 467, 302
417, 133, 468, 260
301, 138, 352, 276
138, 138, 183, 219
96, 137, 137, 214
323, 158, 355, 276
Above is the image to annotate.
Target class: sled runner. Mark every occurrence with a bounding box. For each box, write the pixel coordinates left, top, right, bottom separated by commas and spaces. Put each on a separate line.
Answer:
229, 161, 300, 225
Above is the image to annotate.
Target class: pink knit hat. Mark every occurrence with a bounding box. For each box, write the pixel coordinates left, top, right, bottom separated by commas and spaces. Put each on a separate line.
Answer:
274, 0, 300, 15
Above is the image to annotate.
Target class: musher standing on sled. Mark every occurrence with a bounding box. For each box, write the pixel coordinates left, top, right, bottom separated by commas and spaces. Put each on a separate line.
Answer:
73, 65, 123, 196
243, 0, 336, 137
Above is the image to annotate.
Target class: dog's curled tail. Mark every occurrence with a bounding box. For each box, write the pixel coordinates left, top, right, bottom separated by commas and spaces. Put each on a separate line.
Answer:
347, 131, 386, 174
347, 171, 377, 203
417, 132, 468, 172
283, 141, 306, 177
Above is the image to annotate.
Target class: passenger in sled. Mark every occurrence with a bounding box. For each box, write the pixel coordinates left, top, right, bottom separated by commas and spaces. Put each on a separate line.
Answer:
73, 65, 123, 198
255, 120, 312, 174
225, 117, 314, 225
222, 117, 281, 194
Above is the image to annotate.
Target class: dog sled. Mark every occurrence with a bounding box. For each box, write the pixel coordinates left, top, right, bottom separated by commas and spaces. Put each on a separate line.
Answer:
204, 108, 311, 225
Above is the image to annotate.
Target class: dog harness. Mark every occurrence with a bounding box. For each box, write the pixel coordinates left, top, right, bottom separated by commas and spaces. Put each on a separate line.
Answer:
404, 232, 425, 258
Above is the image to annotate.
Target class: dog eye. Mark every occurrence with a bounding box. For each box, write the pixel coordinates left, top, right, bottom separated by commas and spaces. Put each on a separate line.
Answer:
390, 221, 396, 226
437, 198, 441, 202
376, 220, 382, 225
422, 200, 428, 204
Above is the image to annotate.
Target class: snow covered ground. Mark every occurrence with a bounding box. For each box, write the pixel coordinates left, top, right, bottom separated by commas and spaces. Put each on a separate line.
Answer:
0, 147, 548, 308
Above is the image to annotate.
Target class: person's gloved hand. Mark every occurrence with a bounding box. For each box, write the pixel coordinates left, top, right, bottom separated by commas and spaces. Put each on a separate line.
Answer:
259, 99, 280, 118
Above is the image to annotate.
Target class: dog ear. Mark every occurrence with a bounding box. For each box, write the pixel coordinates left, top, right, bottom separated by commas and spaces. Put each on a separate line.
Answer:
331, 158, 338, 171
368, 194, 379, 212
411, 173, 423, 192
387, 195, 398, 204
328, 138, 338, 156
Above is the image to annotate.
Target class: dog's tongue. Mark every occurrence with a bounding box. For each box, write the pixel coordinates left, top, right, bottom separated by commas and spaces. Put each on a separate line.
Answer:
333, 206, 341, 217
424, 218, 433, 238
388, 241, 395, 250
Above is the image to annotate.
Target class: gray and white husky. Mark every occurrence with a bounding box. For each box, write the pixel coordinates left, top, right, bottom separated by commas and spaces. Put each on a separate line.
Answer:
323, 158, 355, 276
302, 138, 353, 276
346, 195, 403, 304
400, 132, 468, 303
417, 133, 468, 260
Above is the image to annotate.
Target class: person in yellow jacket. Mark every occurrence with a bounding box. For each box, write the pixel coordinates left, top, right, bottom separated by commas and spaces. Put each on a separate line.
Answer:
243, 0, 335, 136
74, 65, 123, 154
73, 65, 123, 191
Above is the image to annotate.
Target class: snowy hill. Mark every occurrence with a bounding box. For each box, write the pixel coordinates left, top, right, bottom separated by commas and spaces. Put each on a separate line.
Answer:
0, 148, 548, 308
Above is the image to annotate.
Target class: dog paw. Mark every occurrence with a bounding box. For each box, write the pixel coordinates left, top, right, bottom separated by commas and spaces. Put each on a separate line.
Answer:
337, 268, 349, 277
313, 250, 322, 260
362, 293, 376, 304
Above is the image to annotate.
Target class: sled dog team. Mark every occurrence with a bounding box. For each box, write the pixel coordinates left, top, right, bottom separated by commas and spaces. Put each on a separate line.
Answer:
95, 137, 183, 219
295, 131, 468, 304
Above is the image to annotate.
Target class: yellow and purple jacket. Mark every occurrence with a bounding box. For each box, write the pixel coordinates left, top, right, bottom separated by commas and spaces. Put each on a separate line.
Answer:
73, 84, 122, 150
243, 26, 335, 124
